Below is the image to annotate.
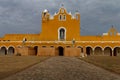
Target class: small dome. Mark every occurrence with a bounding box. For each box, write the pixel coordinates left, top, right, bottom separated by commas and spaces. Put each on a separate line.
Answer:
43, 9, 48, 13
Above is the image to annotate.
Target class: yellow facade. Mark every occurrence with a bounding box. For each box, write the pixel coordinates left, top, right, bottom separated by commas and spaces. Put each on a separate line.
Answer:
0, 6, 120, 57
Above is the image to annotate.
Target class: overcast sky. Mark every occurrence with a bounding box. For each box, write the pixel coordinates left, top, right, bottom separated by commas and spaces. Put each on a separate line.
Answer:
0, 0, 120, 37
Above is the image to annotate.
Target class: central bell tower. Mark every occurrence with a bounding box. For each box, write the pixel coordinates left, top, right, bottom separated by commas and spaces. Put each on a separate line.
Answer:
41, 6, 80, 41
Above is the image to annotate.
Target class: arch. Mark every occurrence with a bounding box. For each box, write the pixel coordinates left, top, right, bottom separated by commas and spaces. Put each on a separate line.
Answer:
8, 47, 15, 55
58, 27, 66, 40
86, 45, 93, 49
17, 45, 22, 48
104, 47, 112, 56
113, 47, 120, 56
77, 46, 83, 53
34, 46, 38, 55
8, 45, 15, 49
94, 47, 103, 55
86, 46, 93, 56
77, 46, 83, 48
60, 29, 65, 40
104, 46, 113, 50
0, 47, 7, 55
77, 46, 84, 57
0, 45, 8, 50
94, 46, 103, 51
58, 46, 64, 56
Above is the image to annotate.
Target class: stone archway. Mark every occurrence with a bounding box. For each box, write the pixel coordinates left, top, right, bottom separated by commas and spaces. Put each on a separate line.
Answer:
113, 47, 120, 56
86, 47, 93, 56
94, 47, 103, 55
34, 46, 38, 55
77, 46, 84, 57
0, 47, 7, 55
58, 46, 64, 56
8, 47, 15, 55
104, 47, 112, 56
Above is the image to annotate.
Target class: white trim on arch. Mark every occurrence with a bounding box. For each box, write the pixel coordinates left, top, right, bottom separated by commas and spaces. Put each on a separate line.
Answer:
113, 46, 120, 50
1, 45, 8, 50
94, 46, 104, 51
58, 27, 67, 41
8, 45, 15, 49
85, 45, 94, 48
85, 45, 94, 51
104, 46, 113, 51
76, 46, 83, 48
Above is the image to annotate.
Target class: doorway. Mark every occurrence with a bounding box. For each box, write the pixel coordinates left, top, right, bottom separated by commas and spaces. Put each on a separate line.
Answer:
58, 46, 64, 56
86, 47, 93, 56
34, 46, 38, 55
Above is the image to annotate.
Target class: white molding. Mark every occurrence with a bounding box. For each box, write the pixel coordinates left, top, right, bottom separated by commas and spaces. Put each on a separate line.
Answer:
0, 45, 8, 50
103, 33, 108, 35
1, 41, 120, 44
85, 45, 94, 49
94, 46, 103, 51
58, 27, 67, 41
104, 46, 113, 51
113, 46, 120, 50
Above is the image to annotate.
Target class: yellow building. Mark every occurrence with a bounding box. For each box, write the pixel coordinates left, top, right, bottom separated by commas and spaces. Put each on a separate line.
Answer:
0, 6, 120, 57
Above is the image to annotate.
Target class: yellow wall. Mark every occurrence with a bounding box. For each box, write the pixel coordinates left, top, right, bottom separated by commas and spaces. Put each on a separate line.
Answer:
40, 7, 80, 41
0, 7, 120, 55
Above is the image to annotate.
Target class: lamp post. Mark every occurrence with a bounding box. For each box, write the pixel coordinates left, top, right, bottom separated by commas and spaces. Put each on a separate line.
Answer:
72, 38, 75, 47
22, 38, 27, 47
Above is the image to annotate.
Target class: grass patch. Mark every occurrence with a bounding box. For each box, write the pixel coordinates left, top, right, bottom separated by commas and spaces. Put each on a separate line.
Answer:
80, 56, 120, 74
0, 56, 49, 79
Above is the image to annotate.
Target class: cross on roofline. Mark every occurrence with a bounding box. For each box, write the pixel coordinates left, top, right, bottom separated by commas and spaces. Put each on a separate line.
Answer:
112, 25, 114, 28
61, 3, 64, 7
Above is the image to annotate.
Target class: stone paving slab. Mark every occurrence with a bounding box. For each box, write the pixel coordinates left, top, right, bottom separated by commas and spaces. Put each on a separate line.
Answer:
2, 57, 120, 80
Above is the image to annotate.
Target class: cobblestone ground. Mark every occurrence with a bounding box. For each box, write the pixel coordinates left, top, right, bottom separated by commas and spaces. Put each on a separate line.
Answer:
2, 57, 120, 80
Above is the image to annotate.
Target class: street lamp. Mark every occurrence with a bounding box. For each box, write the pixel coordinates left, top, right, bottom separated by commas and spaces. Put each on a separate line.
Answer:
22, 38, 27, 47
72, 38, 75, 47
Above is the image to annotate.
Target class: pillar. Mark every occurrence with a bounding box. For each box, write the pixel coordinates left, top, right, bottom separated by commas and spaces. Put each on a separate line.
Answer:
112, 50, 114, 56
93, 48, 95, 55
83, 46, 87, 57
6, 48, 8, 55
102, 49, 104, 56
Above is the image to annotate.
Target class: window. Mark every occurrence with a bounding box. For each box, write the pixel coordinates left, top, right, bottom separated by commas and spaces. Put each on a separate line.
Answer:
58, 27, 66, 41
60, 28, 65, 40
66, 46, 70, 48
59, 15, 62, 20
44, 13, 46, 16
50, 46, 54, 48
42, 46, 46, 48
59, 14, 66, 21
63, 15, 66, 20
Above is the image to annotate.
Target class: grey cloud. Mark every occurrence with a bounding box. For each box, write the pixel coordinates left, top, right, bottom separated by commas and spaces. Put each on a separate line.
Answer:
0, 0, 120, 36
